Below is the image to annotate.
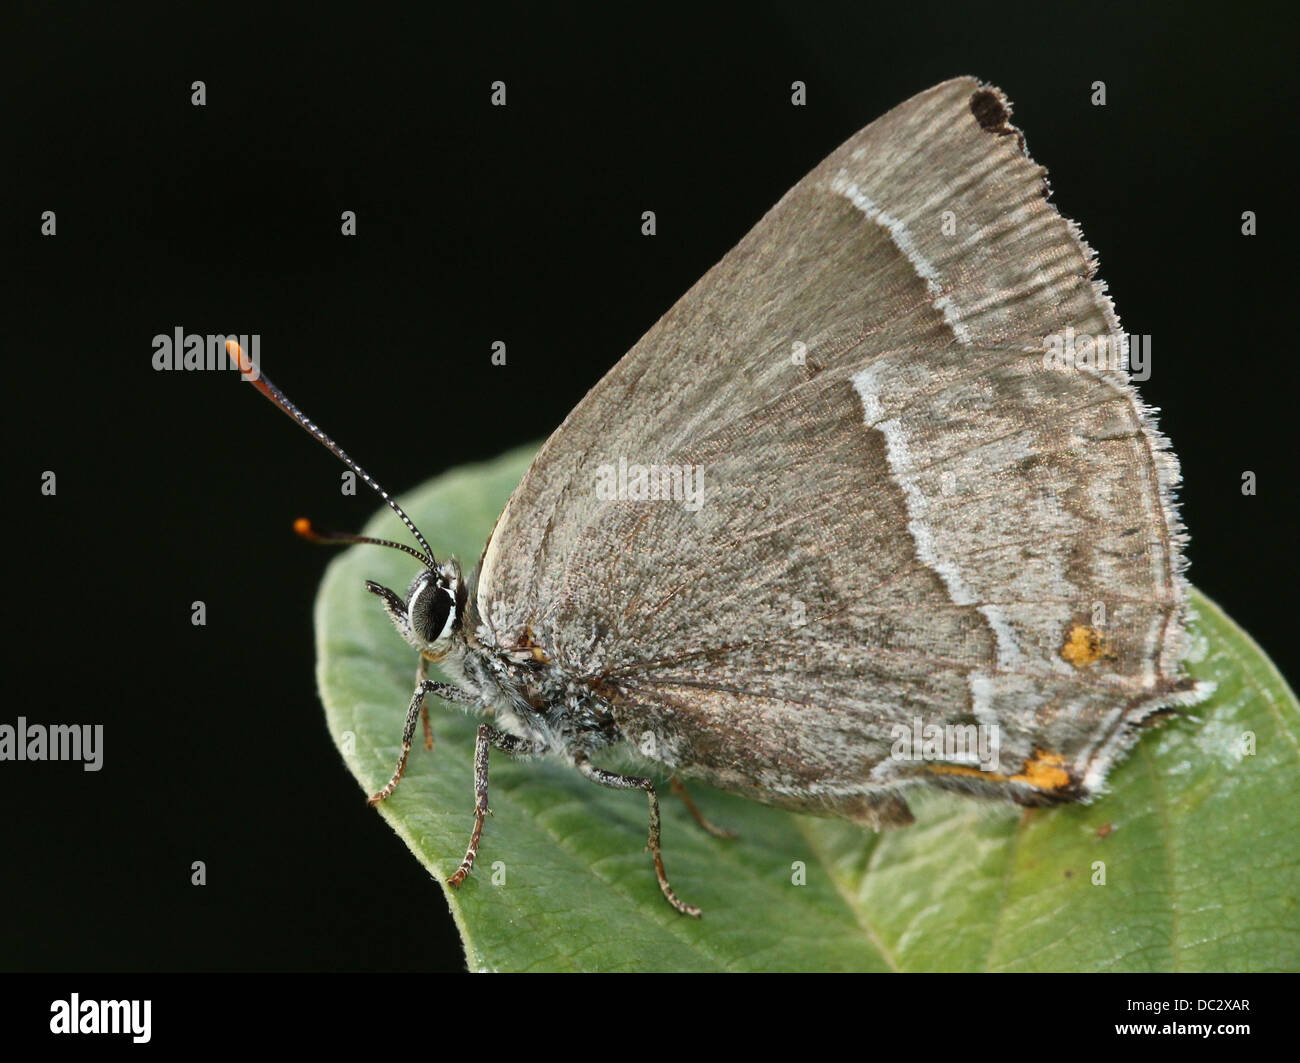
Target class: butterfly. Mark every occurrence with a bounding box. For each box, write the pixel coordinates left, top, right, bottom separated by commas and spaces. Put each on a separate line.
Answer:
235, 78, 1205, 916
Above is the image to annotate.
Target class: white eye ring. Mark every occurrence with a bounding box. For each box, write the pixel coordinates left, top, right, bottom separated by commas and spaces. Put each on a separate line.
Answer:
436, 568, 460, 641
431, 585, 457, 641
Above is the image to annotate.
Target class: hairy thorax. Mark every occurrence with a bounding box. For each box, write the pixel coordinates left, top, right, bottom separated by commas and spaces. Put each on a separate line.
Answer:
446, 634, 622, 757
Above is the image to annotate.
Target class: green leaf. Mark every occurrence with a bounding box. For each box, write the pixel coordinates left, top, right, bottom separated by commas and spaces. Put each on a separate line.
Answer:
316, 445, 1300, 972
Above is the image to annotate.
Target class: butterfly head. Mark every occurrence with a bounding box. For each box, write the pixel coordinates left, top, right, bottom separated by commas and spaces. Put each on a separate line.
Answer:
230, 340, 466, 656
363, 559, 466, 657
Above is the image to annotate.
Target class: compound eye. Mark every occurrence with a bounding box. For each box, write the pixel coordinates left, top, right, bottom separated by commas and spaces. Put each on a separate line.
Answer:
408, 574, 456, 644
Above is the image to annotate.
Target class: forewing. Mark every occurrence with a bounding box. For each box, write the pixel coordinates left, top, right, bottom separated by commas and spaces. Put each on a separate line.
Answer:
475, 77, 1199, 818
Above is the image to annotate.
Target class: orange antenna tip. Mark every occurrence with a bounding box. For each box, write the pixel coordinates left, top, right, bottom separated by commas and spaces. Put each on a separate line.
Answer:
226, 339, 253, 375
293, 517, 313, 537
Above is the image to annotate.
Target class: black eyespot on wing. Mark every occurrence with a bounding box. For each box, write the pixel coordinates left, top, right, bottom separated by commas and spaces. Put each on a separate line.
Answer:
969, 88, 1009, 132
969, 87, 1027, 153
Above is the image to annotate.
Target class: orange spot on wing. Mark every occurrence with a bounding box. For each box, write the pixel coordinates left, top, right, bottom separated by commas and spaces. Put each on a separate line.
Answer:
1061, 624, 1107, 668
926, 749, 1072, 792
1010, 750, 1071, 790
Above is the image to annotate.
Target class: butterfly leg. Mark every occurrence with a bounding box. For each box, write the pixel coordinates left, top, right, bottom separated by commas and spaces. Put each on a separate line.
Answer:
367, 680, 478, 806
448, 723, 541, 889
574, 755, 702, 918
669, 775, 737, 840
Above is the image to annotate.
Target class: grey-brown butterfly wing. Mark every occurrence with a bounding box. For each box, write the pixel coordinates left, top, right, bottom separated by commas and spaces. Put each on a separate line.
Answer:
474, 77, 1205, 825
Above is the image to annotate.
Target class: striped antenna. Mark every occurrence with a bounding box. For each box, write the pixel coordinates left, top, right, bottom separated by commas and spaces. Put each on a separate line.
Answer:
229, 340, 436, 569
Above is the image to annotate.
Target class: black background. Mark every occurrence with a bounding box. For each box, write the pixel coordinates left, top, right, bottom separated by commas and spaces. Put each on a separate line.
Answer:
4, 1, 1295, 972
